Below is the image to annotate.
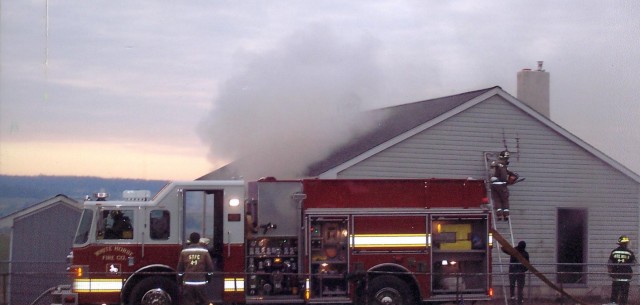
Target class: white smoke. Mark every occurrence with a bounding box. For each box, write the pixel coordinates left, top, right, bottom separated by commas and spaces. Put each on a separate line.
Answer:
198, 25, 384, 180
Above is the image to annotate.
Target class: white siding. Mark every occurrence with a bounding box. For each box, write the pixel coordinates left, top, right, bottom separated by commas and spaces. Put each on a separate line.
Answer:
335, 95, 640, 287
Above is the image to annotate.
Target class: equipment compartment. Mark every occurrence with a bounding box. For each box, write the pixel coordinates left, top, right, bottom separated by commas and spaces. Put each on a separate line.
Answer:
431, 216, 490, 295
308, 216, 349, 299
246, 237, 301, 298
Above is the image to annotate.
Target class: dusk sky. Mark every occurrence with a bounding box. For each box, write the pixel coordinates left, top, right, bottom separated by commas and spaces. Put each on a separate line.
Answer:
1, 1, 638, 180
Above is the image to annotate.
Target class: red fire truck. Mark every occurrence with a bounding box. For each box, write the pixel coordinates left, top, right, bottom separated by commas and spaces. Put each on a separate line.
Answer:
54, 178, 494, 305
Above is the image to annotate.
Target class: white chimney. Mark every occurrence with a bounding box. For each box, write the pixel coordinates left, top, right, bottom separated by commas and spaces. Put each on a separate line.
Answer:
517, 61, 550, 118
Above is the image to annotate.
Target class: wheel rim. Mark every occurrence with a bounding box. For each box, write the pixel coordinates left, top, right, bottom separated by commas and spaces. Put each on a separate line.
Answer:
140, 288, 172, 305
374, 287, 403, 305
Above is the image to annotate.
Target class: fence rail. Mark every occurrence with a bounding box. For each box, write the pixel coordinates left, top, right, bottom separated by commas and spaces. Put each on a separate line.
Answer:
1, 262, 638, 305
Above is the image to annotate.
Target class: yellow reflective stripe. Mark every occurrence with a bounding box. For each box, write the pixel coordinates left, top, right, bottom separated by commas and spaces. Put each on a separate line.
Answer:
351, 234, 427, 248
74, 278, 123, 292
224, 278, 245, 292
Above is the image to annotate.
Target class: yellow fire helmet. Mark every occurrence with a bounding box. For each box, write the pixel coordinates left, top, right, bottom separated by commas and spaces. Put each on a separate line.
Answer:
618, 235, 630, 244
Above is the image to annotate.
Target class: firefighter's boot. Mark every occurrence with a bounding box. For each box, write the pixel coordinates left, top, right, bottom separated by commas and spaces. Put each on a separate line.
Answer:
496, 209, 503, 221
503, 209, 510, 221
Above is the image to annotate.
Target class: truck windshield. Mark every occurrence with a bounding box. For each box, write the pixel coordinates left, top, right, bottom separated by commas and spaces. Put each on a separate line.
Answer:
73, 209, 94, 244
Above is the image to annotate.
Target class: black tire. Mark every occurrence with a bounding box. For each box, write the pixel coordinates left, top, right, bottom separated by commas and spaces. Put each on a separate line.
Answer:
368, 275, 415, 305
128, 276, 178, 305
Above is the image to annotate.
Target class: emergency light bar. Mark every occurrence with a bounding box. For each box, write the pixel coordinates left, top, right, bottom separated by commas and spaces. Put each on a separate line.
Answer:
94, 192, 108, 200
122, 190, 151, 201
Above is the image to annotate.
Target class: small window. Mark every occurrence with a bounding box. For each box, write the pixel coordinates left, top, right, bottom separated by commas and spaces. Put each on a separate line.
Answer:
150, 210, 170, 240
97, 209, 134, 240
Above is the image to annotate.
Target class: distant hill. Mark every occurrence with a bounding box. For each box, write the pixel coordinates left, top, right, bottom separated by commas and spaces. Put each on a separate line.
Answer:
0, 175, 169, 217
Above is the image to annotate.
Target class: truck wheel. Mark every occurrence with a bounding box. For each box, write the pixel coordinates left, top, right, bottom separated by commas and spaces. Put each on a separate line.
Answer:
368, 275, 414, 305
129, 276, 177, 305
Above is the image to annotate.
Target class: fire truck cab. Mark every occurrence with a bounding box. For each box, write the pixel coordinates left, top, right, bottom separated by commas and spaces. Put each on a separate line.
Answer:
61, 178, 493, 305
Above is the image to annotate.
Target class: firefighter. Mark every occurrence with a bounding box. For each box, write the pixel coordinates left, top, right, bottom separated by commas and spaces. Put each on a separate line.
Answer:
490, 150, 515, 221
502, 240, 529, 305
177, 232, 215, 305
608, 235, 636, 305
107, 210, 132, 239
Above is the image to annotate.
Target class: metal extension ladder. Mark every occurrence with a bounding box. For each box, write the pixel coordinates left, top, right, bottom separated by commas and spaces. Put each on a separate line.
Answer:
484, 152, 515, 305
